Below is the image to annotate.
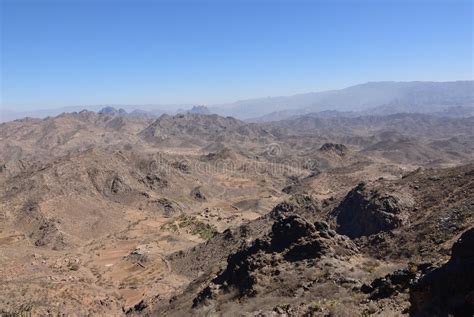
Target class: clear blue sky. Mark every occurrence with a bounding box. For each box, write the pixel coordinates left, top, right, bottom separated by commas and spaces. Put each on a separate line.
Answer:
1, 0, 473, 111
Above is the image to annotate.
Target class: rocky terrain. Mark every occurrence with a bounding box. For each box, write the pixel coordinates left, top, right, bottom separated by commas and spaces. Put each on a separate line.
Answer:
0, 109, 472, 316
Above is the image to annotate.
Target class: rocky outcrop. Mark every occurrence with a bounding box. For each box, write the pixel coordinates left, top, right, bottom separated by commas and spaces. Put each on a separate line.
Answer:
361, 264, 433, 301
124, 246, 150, 264
282, 176, 305, 194
334, 183, 407, 238
110, 175, 131, 194
187, 105, 211, 115
200, 147, 237, 161
31, 218, 68, 250
410, 228, 474, 316
190, 186, 206, 201
193, 214, 357, 306
98, 106, 127, 116
154, 198, 181, 217
139, 113, 246, 142
140, 173, 168, 190
270, 194, 320, 220
319, 143, 348, 156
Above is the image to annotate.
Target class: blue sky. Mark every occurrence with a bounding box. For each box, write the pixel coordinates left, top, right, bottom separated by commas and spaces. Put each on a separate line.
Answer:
1, 0, 473, 111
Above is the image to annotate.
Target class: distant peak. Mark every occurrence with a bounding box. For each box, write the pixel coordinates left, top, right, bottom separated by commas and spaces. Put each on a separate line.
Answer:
98, 106, 127, 116
187, 105, 211, 115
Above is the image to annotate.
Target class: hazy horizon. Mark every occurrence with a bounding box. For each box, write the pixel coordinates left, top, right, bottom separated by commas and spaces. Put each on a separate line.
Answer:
2, 79, 473, 115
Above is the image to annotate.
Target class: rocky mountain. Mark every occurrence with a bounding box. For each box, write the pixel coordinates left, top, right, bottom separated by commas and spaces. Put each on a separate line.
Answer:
229, 81, 474, 120
186, 106, 212, 115
138, 113, 274, 148
0, 109, 472, 316
265, 113, 474, 138
3, 81, 473, 123
146, 164, 473, 315
0, 110, 152, 162
98, 106, 128, 116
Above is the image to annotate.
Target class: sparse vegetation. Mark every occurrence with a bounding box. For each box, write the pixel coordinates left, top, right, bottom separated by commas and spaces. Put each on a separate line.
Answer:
161, 214, 218, 240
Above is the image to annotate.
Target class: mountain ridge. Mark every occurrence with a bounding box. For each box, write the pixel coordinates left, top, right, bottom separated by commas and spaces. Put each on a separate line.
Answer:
3, 80, 472, 122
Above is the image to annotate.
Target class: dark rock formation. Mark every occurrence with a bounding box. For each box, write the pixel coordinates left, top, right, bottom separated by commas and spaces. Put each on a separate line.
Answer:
334, 183, 405, 238
192, 214, 357, 307
125, 299, 147, 314
32, 218, 67, 250
110, 175, 131, 194
282, 176, 304, 194
141, 173, 168, 190
98, 106, 127, 116
200, 147, 236, 161
124, 246, 149, 264
410, 228, 474, 316
190, 186, 206, 201
270, 194, 320, 220
319, 143, 348, 156
361, 264, 432, 300
154, 198, 180, 217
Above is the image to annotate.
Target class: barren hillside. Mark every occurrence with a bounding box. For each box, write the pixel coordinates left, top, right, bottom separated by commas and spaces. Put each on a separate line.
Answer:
0, 111, 472, 316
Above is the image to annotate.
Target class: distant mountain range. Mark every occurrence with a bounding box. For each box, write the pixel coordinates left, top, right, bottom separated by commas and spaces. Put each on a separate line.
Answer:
213, 81, 474, 120
2, 81, 472, 122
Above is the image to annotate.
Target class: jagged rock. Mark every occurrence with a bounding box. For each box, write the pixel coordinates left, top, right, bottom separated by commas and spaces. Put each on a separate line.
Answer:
98, 106, 127, 116
334, 183, 406, 238
187, 105, 211, 115
141, 174, 168, 190
282, 176, 305, 194
270, 194, 320, 219
190, 186, 206, 201
271, 215, 317, 250
32, 219, 67, 250
124, 246, 149, 264
410, 228, 474, 316
110, 175, 131, 194
201, 147, 236, 161
154, 198, 180, 217
289, 194, 321, 211
192, 214, 357, 306
319, 143, 348, 156
360, 266, 433, 300
125, 299, 147, 314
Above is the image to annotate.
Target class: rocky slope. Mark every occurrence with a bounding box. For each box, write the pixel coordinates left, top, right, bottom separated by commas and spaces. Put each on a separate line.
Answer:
144, 164, 473, 316
0, 111, 472, 315
410, 228, 474, 316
